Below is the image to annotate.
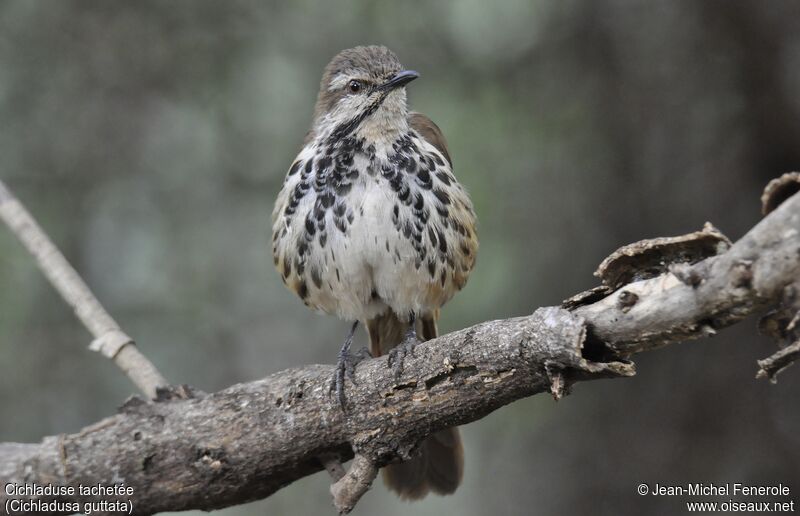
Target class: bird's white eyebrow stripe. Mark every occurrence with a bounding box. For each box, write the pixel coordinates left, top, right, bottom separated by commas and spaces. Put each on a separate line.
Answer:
328, 70, 369, 91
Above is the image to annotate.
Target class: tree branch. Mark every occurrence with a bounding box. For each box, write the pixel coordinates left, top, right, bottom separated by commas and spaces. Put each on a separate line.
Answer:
757, 338, 800, 381
0, 179, 167, 399
1, 186, 798, 515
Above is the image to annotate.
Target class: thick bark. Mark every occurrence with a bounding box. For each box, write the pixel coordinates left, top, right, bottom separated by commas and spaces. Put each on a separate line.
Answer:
1, 191, 798, 515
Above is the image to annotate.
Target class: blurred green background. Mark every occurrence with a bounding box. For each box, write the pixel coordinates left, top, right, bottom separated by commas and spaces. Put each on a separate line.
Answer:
1, 1, 798, 515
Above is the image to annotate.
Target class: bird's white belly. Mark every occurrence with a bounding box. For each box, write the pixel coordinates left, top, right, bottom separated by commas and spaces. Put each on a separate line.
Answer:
272, 131, 476, 324
314, 178, 434, 321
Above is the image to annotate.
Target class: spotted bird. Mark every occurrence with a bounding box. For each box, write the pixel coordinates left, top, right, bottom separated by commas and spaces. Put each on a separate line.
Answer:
271, 45, 478, 500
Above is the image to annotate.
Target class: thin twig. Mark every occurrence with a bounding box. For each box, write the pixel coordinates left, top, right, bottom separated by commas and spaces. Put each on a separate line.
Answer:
756, 339, 800, 383
0, 179, 167, 398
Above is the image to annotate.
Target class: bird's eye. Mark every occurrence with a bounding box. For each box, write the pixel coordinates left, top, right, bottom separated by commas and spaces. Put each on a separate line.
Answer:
348, 80, 362, 93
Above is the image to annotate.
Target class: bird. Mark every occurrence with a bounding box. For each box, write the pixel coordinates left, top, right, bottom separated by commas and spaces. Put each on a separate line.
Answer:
271, 45, 478, 500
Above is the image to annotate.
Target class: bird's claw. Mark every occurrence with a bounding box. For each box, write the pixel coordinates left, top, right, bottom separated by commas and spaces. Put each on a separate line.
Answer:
387, 333, 419, 379
329, 325, 370, 410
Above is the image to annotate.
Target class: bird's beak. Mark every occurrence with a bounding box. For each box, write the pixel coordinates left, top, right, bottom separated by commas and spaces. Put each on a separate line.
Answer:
380, 70, 420, 91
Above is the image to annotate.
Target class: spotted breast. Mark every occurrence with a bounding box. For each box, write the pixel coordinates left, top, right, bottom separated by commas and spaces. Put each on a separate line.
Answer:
272, 114, 477, 323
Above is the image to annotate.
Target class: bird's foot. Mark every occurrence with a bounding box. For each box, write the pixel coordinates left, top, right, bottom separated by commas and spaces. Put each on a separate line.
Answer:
330, 346, 371, 409
387, 329, 420, 379
329, 322, 370, 410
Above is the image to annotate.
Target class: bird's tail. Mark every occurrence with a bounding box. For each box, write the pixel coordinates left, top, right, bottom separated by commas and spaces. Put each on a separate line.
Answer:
366, 310, 464, 500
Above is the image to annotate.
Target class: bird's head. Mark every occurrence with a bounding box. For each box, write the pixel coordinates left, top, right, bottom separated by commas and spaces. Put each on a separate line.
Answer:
312, 45, 419, 144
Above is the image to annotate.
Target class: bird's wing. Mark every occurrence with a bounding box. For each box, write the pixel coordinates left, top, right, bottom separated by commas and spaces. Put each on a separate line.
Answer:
408, 112, 452, 167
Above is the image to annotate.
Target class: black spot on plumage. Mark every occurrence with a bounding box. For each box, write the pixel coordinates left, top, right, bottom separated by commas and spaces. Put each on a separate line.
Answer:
314, 176, 327, 193
304, 216, 316, 236
397, 182, 410, 204
389, 174, 403, 192
316, 156, 332, 173
416, 168, 432, 189
335, 181, 352, 196
436, 205, 449, 218
402, 221, 412, 239
295, 257, 305, 276
433, 153, 445, 166
285, 182, 309, 216
320, 192, 335, 208
404, 157, 417, 174
336, 268, 340, 282
334, 217, 348, 233
341, 136, 363, 154
283, 256, 292, 278
334, 203, 347, 217
297, 241, 308, 256
389, 152, 410, 170
428, 227, 438, 246
298, 281, 308, 300
310, 267, 322, 289
440, 270, 447, 287
433, 188, 451, 205
381, 165, 396, 180
425, 155, 436, 170
413, 192, 424, 211
436, 171, 452, 186
460, 241, 472, 256
313, 204, 325, 221
288, 161, 302, 176
339, 152, 354, 167
347, 211, 354, 224
427, 259, 437, 277
304, 159, 313, 174
437, 228, 448, 254
319, 232, 327, 247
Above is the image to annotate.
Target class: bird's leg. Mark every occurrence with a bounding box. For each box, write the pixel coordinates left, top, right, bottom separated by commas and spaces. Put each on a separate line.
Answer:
387, 313, 420, 379
330, 321, 370, 409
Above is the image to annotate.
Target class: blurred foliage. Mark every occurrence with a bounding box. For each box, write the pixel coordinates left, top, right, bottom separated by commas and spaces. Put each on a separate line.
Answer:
1, 1, 799, 515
